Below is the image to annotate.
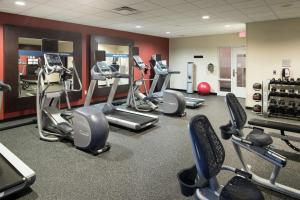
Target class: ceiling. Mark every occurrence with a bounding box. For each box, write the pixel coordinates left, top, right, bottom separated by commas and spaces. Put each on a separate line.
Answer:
1, 0, 300, 38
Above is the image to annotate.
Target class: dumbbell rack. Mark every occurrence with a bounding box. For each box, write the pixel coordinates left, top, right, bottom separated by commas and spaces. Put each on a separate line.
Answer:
262, 79, 300, 120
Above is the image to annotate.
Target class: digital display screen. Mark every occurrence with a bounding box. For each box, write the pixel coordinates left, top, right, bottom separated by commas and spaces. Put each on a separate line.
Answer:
95, 50, 106, 62
155, 54, 162, 61
45, 54, 61, 66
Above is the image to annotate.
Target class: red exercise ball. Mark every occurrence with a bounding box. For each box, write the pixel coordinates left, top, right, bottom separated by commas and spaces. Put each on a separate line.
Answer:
197, 82, 211, 95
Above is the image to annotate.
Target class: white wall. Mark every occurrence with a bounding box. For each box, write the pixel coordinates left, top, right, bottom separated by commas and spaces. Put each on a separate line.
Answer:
169, 33, 245, 93
246, 18, 300, 107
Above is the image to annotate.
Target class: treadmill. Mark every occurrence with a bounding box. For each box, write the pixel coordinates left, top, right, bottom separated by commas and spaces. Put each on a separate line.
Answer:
0, 82, 36, 198
84, 50, 159, 130
150, 54, 205, 108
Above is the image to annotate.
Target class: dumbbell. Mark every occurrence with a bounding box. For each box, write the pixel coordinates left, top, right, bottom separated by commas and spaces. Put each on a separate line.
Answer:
269, 78, 276, 84
297, 103, 300, 117
253, 93, 262, 101
253, 104, 262, 113
279, 88, 288, 97
287, 101, 296, 116
253, 83, 262, 91
288, 88, 296, 98
282, 79, 289, 85
278, 99, 287, 114
268, 99, 278, 114
269, 87, 278, 96
269, 98, 277, 104
275, 78, 282, 84
290, 78, 295, 85
268, 105, 278, 114
296, 78, 300, 86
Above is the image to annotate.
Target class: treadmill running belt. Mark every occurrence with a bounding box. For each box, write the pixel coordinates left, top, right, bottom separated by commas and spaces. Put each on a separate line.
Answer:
107, 110, 156, 126
0, 155, 25, 193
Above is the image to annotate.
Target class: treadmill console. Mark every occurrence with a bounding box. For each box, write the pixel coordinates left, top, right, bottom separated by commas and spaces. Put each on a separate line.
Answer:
91, 61, 113, 80
151, 54, 168, 75
133, 55, 146, 69
44, 54, 63, 67
44, 53, 64, 73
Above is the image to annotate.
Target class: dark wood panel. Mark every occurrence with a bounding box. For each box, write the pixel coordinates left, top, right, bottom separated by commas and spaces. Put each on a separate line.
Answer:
4, 25, 82, 113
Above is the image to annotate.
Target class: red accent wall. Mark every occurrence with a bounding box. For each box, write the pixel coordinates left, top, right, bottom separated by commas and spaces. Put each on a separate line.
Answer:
0, 12, 169, 120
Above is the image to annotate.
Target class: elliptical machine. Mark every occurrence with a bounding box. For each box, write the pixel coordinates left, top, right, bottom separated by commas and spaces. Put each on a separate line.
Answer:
36, 53, 110, 154
150, 54, 205, 108
127, 48, 186, 117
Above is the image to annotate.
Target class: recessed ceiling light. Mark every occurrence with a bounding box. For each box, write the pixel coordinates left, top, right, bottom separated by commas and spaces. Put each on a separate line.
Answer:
15, 1, 25, 6
135, 25, 142, 28
202, 15, 210, 19
225, 25, 231, 28
166, 32, 171, 34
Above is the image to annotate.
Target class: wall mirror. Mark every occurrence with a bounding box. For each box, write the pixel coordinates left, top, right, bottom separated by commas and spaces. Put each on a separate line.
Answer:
18, 38, 74, 98
90, 35, 133, 97
96, 44, 129, 87
4, 25, 82, 113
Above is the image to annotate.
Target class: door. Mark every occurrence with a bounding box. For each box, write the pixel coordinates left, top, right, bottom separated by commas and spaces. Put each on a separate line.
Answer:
218, 47, 246, 98
231, 48, 246, 98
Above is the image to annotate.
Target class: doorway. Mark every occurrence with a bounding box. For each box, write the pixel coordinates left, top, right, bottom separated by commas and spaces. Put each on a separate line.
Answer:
218, 47, 246, 98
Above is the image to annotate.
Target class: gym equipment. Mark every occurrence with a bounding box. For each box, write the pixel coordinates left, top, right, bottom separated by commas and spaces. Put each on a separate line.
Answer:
197, 82, 211, 95
126, 52, 186, 116
288, 88, 296, 98
270, 78, 276, 84
85, 50, 159, 130
149, 54, 204, 109
253, 93, 262, 101
275, 78, 282, 84
177, 115, 264, 200
296, 78, 300, 86
253, 82, 262, 90
252, 104, 261, 112
287, 101, 296, 116
223, 93, 300, 198
0, 81, 36, 198
278, 99, 287, 114
36, 53, 110, 154
127, 53, 186, 115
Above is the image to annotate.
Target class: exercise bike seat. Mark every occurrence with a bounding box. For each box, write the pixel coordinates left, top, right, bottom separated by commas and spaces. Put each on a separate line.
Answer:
220, 176, 264, 200
247, 128, 273, 147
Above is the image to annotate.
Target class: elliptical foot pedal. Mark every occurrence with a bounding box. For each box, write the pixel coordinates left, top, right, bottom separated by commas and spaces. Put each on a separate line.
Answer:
94, 143, 111, 155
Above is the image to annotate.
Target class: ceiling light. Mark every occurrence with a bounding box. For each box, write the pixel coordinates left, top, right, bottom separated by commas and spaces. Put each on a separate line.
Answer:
202, 15, 210, 19
136, 25, 142, 28
225, 25, 231, 28
15, 1, 25, 6
166, 32, 171, 34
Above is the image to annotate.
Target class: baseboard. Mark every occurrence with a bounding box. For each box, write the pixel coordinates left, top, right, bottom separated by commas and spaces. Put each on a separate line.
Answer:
169, 88, 217, 95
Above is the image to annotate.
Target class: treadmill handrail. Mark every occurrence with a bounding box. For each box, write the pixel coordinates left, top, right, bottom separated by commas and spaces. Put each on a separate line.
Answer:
0, 143, 35, 179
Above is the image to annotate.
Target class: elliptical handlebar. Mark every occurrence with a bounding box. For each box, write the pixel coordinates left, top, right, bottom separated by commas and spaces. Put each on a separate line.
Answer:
0, 81, 11, 92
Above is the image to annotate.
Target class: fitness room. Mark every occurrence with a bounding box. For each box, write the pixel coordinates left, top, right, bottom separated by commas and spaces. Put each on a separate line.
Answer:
0, 0, 299, 199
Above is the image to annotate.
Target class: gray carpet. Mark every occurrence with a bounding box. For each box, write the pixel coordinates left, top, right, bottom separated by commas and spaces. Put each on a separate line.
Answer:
0, 95, 299, 200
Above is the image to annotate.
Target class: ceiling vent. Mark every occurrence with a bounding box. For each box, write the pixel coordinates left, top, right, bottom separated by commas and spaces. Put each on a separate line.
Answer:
113, 6, 139, 16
